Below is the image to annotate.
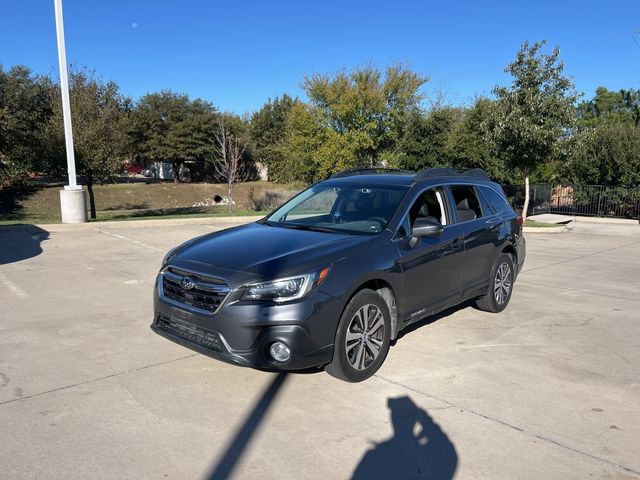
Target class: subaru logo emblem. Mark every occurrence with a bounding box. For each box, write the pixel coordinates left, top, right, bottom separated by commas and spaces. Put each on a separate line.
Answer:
180, 277, 197, 290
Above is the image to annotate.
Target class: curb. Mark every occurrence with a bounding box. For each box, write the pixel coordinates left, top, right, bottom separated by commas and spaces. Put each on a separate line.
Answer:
1, 215, 264, 233
573, 216, 639, 225
523, 225, 569, 234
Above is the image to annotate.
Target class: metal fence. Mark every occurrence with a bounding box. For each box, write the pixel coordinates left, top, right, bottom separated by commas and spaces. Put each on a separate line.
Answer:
502, 184, 640, 219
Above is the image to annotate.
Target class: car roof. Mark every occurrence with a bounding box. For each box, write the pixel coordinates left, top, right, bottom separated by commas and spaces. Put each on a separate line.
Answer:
323, 174, 415, 188
321, 172, 499, 189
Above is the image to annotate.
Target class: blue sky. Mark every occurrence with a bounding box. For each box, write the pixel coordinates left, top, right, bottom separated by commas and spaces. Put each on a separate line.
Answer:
1, 0, 639, 113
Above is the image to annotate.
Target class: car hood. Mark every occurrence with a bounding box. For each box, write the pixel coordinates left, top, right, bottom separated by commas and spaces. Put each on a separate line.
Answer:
169, 222, 373, 285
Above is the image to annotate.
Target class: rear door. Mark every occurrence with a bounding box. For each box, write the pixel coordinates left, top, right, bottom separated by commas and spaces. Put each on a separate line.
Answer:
447, 184, 499, 296
395, 186, 464, 321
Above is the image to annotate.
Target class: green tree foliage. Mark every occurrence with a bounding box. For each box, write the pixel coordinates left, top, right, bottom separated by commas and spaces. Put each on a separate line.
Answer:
566, 122, 640, 186
44, 69, 130, 218
277, 65, 427, 183
129, 91, 216, 181
395, 107, 462, 171
577, 87, 640, 127
492, 40, 578, 218
446, 98, 511, 182
568, 87, 640, 186
250, 94, 299, 180
271, 103, 324, 183
0, 65, 54, 188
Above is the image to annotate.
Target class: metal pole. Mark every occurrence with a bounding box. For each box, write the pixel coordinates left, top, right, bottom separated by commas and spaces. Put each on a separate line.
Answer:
54, 0, 86, 223
53, 0, 79, 190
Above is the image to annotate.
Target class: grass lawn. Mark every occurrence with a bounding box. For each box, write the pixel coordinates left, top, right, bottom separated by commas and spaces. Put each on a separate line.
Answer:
0, 180, 299, 225
524, 220, 563, 228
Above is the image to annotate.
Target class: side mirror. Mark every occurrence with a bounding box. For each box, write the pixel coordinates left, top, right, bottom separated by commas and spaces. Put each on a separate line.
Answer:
409, 218, 443, 247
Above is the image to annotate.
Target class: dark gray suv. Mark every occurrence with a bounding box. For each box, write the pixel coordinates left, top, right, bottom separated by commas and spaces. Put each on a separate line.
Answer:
151, 168, 525, 382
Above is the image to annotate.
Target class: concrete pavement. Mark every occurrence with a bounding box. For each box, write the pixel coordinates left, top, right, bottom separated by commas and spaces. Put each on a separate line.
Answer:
1, 220, 639, 479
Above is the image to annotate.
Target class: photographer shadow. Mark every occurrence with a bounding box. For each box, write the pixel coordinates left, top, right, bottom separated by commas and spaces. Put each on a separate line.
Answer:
352, 396, 457, 480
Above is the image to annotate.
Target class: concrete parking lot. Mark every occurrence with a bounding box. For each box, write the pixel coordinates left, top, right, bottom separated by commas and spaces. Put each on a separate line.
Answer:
1, 218, 639, 479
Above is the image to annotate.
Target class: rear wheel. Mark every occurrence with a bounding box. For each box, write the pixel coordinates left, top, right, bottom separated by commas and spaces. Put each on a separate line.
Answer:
326, 289, 391, 382
475, 253, 514, 313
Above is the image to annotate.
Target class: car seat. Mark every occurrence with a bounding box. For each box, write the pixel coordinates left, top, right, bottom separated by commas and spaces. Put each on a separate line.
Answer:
456, 198, 477, 222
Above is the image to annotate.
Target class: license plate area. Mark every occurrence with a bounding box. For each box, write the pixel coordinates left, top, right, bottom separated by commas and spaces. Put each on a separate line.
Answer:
157, 315, 223, 352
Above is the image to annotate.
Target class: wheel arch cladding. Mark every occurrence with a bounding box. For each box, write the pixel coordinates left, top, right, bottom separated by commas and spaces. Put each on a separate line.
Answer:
501, 244, 517, 263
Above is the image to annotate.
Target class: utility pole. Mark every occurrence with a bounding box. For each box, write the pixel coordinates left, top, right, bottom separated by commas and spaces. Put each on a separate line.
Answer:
54, 0, 87, 223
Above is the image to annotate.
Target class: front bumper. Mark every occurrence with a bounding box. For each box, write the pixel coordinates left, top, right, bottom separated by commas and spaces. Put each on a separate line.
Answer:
151, 275, 339, 371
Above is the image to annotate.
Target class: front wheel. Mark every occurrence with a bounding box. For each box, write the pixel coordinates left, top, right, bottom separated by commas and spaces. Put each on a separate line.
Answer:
475, 253, 515, 313
325, 289, 391, 383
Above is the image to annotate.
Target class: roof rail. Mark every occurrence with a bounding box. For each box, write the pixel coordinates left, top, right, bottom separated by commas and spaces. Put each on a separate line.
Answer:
462, 168, 490, 179
329, 168, 414, 178
413, 168, 457, 182
413, 167, 491, 182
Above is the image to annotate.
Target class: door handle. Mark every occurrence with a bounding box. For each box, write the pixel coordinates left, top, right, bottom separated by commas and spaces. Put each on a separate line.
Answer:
451, 238, 463, 250
437, 237, 464, 258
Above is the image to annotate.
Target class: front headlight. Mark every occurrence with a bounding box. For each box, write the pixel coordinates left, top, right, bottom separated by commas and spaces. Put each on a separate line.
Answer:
241, 267, 330, 303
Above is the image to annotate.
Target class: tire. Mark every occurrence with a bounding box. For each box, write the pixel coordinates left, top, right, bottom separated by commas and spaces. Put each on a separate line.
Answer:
325, 289, 391, 383
475, 253, 515, 313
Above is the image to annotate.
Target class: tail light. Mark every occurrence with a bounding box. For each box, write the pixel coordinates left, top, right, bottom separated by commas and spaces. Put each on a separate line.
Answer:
516, 215, 524, 226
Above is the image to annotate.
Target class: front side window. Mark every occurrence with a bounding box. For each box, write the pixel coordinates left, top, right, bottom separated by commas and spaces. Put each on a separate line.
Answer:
265, 184, 408, 235
450, 185, 483, 222
396, 187, 447, 239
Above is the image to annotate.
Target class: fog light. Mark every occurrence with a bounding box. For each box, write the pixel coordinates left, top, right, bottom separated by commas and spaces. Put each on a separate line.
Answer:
269, 342, 291, 362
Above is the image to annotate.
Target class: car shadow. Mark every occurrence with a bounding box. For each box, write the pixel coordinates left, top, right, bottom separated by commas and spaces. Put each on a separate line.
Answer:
352, 396, 458, 480
392, 300, 475, 345
206, 372, 288, 480
0, 225, 49, 265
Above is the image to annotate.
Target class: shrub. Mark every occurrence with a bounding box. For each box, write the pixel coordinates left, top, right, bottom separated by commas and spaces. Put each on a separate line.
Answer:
248, 187, 298, 211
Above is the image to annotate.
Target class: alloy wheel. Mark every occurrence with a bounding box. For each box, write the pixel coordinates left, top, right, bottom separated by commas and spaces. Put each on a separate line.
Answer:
494, 262, 512, 305
345, 304, 385, 370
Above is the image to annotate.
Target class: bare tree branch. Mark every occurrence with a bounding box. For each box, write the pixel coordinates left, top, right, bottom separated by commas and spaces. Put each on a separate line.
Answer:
212, 118, 248, 211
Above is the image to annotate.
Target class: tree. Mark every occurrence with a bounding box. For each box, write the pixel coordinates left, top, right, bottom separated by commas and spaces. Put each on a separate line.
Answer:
250, 94, 300, 180
273, 65, 427, 183
577, 87, 640, 127
0, 65, 54, 187
129, 91, 216, 182
395, 107, 462, 171
211, 116, 250, 210
492, 41, 578, 220
447, 98, 513, 183
568, 86, 640, 187
45, 69, 129, 219
566, 122, 640, 186
274, 102, 329, 184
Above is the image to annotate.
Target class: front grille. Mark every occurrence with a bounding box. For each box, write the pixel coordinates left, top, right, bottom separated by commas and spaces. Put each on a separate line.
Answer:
161, 268, 230, 313
157, 315, 223, 351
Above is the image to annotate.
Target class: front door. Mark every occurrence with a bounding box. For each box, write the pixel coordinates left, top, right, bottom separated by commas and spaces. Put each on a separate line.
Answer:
395, 187, 464, 322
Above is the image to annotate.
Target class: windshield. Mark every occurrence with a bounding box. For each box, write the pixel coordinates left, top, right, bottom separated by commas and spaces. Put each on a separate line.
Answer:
264, 184, 409, 235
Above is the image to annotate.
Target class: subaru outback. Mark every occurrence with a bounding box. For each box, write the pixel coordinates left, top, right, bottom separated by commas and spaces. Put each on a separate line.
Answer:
151, 168, 526, 382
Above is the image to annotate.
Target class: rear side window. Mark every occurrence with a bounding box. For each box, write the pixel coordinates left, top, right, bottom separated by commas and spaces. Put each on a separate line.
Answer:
479, 186, 510, 215
450, 185, 482, 222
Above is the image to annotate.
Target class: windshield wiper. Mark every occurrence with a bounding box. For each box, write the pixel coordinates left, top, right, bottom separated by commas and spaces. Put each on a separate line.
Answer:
276, 223, 338, 233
